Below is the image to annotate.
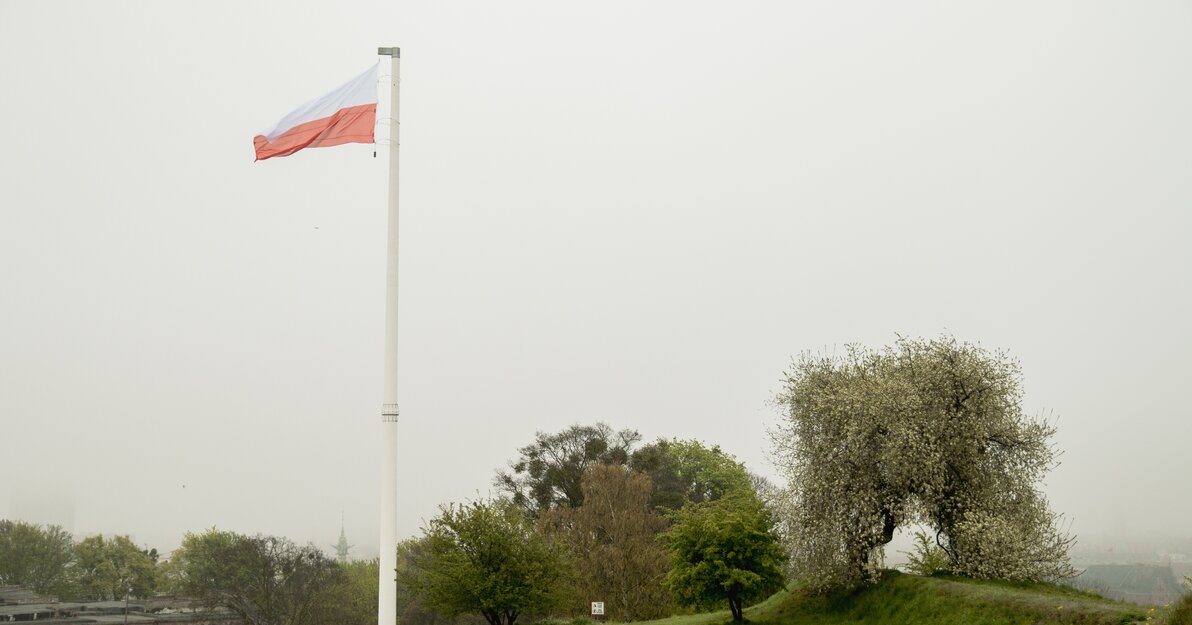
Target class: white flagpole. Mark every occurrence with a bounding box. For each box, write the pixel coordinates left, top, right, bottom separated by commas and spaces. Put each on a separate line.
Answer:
377, 45, 400, 625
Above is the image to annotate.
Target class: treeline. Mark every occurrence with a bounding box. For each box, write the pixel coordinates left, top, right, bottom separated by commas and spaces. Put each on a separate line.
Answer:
0, 520, 377, 625
3, 337, 1090, 625
0, 522, 158, 601
402, 337, 1087, 623
405, 427, 786, 625
0, 428, 786, 625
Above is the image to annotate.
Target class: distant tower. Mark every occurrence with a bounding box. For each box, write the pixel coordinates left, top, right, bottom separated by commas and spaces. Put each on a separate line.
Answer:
334, 513, 353, 563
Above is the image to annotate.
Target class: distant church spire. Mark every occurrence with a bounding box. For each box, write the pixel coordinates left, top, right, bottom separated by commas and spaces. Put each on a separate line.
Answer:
334, 512, 353, 563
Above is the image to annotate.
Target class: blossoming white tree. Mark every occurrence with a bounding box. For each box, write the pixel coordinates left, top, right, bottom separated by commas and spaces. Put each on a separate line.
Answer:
772, 336, 1075, 591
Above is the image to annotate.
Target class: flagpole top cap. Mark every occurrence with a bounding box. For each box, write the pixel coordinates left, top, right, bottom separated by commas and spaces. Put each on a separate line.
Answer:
378, 47, 400, 58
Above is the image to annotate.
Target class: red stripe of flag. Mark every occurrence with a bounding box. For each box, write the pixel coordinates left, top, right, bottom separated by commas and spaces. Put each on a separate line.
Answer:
254, 103, 376, 161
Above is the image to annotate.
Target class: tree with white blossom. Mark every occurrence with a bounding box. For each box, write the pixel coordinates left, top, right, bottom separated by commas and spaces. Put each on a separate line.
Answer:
772, 336, 1075, 591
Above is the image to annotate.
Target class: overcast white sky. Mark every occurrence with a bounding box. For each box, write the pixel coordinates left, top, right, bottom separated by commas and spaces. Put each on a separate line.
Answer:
1, 1, 1189, 559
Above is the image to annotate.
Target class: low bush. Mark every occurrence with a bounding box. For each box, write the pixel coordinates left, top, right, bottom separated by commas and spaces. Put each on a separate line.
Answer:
1168, 577, 1192, 625
900, 530, 950, 577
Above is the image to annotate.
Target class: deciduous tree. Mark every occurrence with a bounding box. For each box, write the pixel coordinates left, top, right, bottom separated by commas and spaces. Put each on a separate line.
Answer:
394, 538, 473, 625
629, 439, 754, 512
407, 499, 568, 625
170, 529, 342, 625
663, 494, 786, 622
0, 520, 75, 597
540, 464, 672, 621
495, 423, 641, 515
772, 336, 1075, 590
73, 534, 157, 600
312, 559, 379, 625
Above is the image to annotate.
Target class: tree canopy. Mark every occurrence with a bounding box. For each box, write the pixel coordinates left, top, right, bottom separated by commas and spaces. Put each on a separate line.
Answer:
312, 559, 380, 625
663, 493, 786, 622
407, 498, 569, 625
72, 534, 157, 600
495, 423, 641, 515
0, 520, 75, 598
539, 464, 672, 621
630, 439, 754, 511
493, 421, 760, 520
394, 539, 464, 625
169, 529, 343, 625
773, 336, 1075, 590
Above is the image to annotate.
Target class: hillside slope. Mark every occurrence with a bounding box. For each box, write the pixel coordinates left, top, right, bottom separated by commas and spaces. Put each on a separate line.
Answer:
635, 571, 1163, 625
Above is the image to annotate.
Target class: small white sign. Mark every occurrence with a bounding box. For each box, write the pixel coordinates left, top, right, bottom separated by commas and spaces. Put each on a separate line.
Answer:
591, 602, 604, 616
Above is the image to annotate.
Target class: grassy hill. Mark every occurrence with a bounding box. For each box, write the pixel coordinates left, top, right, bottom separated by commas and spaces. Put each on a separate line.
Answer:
631, 571, 1175, 625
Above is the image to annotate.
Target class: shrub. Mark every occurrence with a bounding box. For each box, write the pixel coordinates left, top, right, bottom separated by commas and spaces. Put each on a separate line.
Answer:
900, 531, 949, 576
1168, 577, 1192, 625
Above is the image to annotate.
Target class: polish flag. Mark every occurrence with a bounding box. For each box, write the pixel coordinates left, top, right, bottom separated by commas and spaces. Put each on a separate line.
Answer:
254, 64, 378, 161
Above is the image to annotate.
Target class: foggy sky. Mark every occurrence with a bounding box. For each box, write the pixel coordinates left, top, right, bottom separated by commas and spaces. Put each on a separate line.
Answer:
1, 1, 1189, 559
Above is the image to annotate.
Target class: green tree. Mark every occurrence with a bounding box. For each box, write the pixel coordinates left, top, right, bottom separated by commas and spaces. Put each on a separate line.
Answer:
629, 439, 754, 512
312, 559, 379, 625
395, 538, 471, 625
663, 494, 786, 622
0, 520, 75, 597
72, 534, 157, 600
407, 498, 569, 625
170, 529, 343, 625
540, 464, 673, 621
772, 336, 1075, 591
495, 423, 641, 515
154, 556, 184, 596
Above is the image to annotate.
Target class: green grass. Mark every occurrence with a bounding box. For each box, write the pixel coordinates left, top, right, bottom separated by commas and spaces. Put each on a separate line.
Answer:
628, 571, 1164, 625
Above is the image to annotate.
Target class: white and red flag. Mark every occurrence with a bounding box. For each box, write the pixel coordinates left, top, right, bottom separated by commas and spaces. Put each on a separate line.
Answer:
253, 64, 378, 161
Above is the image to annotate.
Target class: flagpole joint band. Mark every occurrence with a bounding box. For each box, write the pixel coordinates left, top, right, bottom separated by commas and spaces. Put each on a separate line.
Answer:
382, 403, 399, 422
378, 47, 401, 58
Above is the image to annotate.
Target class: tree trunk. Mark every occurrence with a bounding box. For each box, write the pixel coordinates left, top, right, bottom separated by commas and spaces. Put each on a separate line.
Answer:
880, 508, 896, 546
859, 508, 899, 576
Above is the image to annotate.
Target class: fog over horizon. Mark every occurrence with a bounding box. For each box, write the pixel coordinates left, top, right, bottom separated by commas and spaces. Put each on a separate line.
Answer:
2, 1, 1189, 561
